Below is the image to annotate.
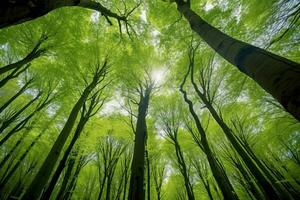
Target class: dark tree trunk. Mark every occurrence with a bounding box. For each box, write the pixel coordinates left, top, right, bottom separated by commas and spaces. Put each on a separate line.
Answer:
41, 101, 93, 200
145, 150, 151, 200
55, 155, 77, 200
0, 35, 47, 75
179, 65, 239, 200
0, 132, 42, 192
0, 133, 25, 170
187, 47, 292, 200
0, 64, 30, 88
174, 141, 195, 200
63, 155, 85, 200
21, 61, 108, 200
0, 78, 33, 113
128, 88, 151, 200
175, 0, 300, 121
0, 91, 41, 134
0, 0, 126, 29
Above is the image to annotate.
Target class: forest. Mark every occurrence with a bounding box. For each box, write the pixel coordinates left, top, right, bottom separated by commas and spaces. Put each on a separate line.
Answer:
0, 0, 300, 200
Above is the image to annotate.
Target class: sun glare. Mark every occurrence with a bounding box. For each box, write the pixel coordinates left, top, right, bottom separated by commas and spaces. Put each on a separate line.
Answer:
151, 69, 165, 85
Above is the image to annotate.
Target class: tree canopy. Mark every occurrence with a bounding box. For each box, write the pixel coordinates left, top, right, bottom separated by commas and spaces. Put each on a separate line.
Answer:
0, 0, 299, 200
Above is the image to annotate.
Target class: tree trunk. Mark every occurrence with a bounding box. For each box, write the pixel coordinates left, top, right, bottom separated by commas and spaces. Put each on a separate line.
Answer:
0, 91, 40, 134
0, 133, 25, 169
175, 0, 300, 121
174, 141, 195, 200
41, 119, 86, 199
0, 0, 125, 29
128, 89, 151, 200
189, 61, 290, 199
21, 76, 99, 200
55, 155, 77, 200
145, 150, 151, 200
0, 79, 32, 113
180, 66, 239, 200
63, 156, 84, 200
0, 131, 42, 192
0, 64, 30, 88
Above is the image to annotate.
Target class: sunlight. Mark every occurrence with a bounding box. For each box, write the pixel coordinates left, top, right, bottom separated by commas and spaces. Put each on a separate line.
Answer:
150, 69, 165, 85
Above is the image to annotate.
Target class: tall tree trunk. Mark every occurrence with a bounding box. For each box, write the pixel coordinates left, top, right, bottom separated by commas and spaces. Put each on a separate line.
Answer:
189, 61, 289, 199
0, 0, 126, 29
179, 65, 239, 200
175, 0, 300, 121
0, 133, 26, 170
0, 91, 41, 134
0, 131, 42, 192
236, 160, 265, 200
128, 88, 151, 200
0, 35, 46, 75
21, 61, 107, 200
41, 104, 92, 200
174, 141, 195, 200
0, 78, 33, 113
55, 155, 77, 200
63, 155, 85, 200
145, 150, 151, 200
0, 64, 30, 88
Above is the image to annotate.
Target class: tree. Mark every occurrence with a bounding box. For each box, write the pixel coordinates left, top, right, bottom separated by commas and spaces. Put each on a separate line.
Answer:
173, 0, 300, 121
41, 89, 106, 200
21, 58, 110, 200
0, 0, 140, 32
128, 75, 155, 200
186, 41, 292, 200
156, 99, 195, 200
180, 63, 239, 200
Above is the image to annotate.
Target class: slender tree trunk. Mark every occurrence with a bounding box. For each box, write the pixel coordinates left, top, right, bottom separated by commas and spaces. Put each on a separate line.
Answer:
0, 133, 25, 169
122, 154, 130, 200
21, 70, 101, 200
145, 150, 151, 200
0, 36, 46, 75
128, 89, 151, 200
0, 131, 42, 192
63, 156, 84, 200
0, 0, 126, 29
174, 141, 195, 200
180, 66, 239, 200
41, 112, 89, 200
0, 64, 30, 88
236, 161, 265, 200
0, 79, 32, 113
239, 136, 293, 199
0, 111, 34, 146
175, 0, 300, 121
55, 155, 77, 200
188, 57, 292, 200
0, 92, 40, 134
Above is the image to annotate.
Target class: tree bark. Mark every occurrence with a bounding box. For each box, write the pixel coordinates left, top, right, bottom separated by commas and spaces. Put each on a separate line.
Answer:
0, 78, 33, 113
21, 61, 107, 200
189, 61, 290, 199
55, 154, 77, 200
179, 65, 239, 200
128, 88, 151, 200
175, 0, 300, 121
0, 131, 42, 192
0, 0, 126, 29
41, 112, 88, 200
0, 91, 41, 134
